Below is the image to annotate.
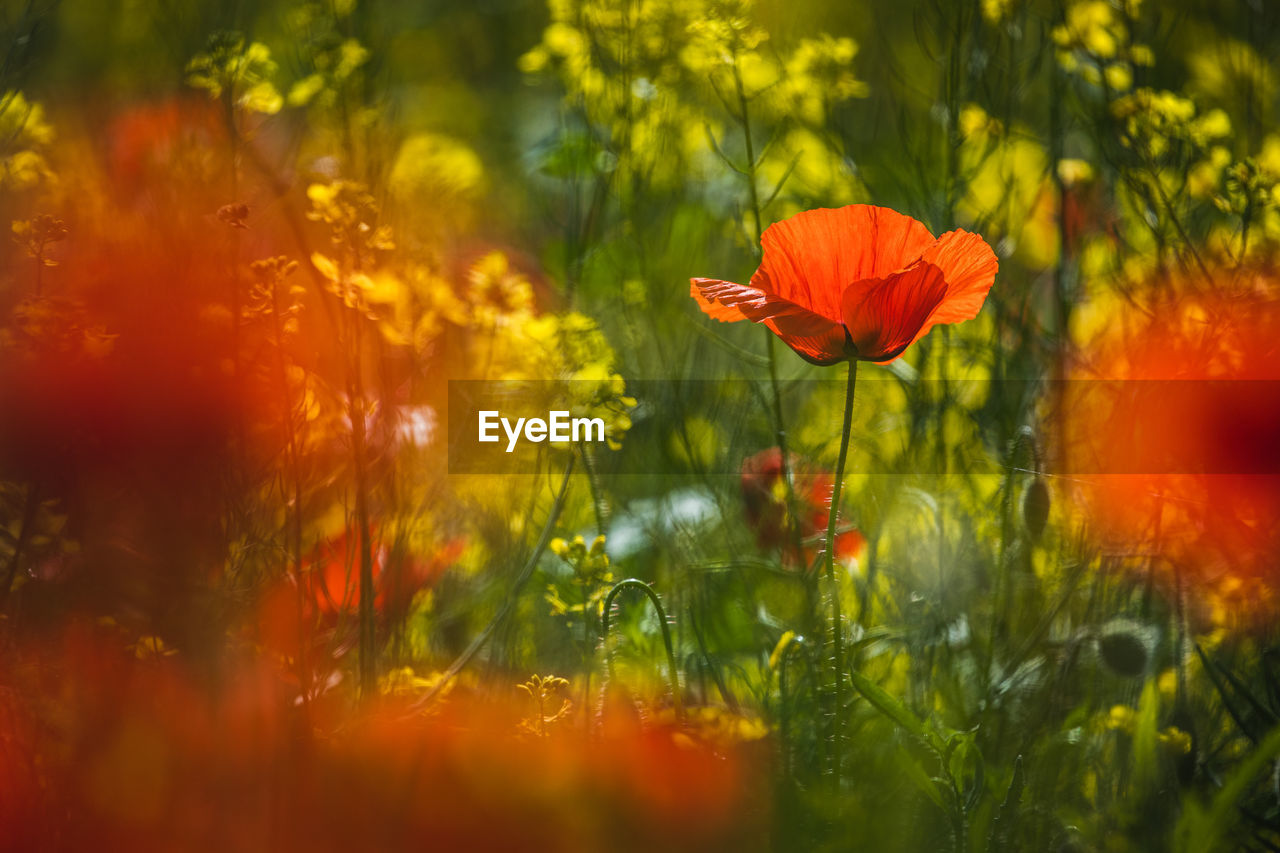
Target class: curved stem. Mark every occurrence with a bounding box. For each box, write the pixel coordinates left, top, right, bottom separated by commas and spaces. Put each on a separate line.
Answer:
602, 578, 683, 720
578, 439, 609, 536
824, 359, 858, 783
777, 634, 811, 780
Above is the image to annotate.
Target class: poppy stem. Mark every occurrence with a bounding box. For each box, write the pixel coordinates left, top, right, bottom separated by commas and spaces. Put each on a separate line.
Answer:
824, 358, 857, 784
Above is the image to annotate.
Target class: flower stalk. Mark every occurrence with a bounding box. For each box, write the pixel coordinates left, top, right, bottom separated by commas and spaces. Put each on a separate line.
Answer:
823, 357, 857, 783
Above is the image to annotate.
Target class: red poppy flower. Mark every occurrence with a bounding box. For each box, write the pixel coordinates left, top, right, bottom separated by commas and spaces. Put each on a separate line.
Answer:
691, 205, 999, 364
741, 447, 866, 569
308, 527, 466, 618
258, 529, 466, 671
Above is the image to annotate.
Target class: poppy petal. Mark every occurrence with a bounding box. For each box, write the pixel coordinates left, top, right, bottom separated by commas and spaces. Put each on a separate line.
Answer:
690, 278, 751, 322
841, 262, 950, 363
835, 528, 867, 563
916, 229, 999, 330
756, 206, 936, 322
691, 278, 848, 364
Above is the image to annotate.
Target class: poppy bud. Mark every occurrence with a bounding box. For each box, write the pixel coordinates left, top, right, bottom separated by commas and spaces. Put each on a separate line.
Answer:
1050, 828, 1091, 853
1023, 477, 1050, 541
1097, 621, 1152, 678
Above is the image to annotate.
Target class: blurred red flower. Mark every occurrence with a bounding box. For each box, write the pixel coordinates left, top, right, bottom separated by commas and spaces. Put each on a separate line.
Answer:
1063, 277, 1280, 615
691, 205, 998, 364
740, 447, 865, 569
307, 527, 465, 618
257, 528, 465, 678
106, 97, 225, 195
0, 622, 768, 853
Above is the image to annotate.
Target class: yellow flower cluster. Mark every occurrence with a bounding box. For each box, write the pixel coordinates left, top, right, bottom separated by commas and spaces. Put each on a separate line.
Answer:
1053, 0, 1152, 93
681, 0, 867, 128
550, 534, 610, 574
1200, 135, 1280, 255
777, 35, 869, 126
517, 673, 573, 736
519, 0, 714, 188
953, 103, 1060, 269
285, 0, 371, 113
682, 0, 868, 210
659, 705, 769, 749
388, 134, 487, 215
1187, 38, 1276, 117
1111, 88, 1232, 168
380, 666, 451, 698
0, 296, 116, 363
0, 91, 55, 190
186, 31, 283, 115
287, 36, 369, 110
980, 0, 1017, 25
307, 180, 394, 253
12, 214, 68, 266
546, 534, 613, 618
243, 256, 304, 331
1102, 704, 1192, 755
306, 180, 419, 348
681, 0, 771, 92
466, 251, 536, 328
1215, 157, 1280, 218
519, 0, 866, 196
476, 266, 635, 450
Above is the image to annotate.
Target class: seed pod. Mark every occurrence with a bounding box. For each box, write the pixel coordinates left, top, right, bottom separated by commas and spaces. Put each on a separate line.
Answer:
1098, 621, 1152, 678
1023, 477, 1050, 541
1051, 827, 1092, 853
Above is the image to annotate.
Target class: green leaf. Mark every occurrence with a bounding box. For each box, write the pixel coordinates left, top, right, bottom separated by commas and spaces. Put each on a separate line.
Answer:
986, 756, 1025, 853
1132, 677, 1160, 793
849, 666, 938, 752
1176, 725, 1280, 852
895, 744, 947, 812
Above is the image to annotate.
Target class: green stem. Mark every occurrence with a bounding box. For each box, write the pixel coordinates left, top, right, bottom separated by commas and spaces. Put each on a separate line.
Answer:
578, 439, 608, 536
347, 306, 377, 698
732, 60, 764, 246
582, 576, 593, 731
777, 634, 811, 780
731, 57, 807, 576
602, 578, 683, 720
824, 359, 858, 783
271, 274, 311, 706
